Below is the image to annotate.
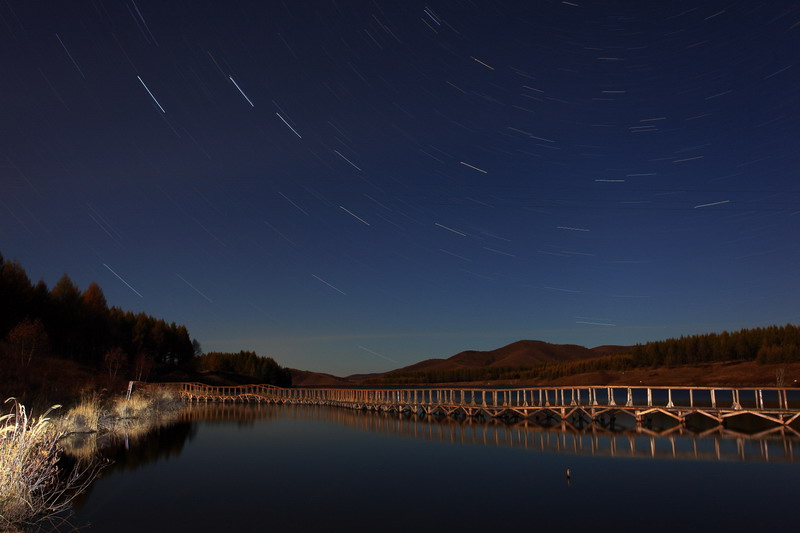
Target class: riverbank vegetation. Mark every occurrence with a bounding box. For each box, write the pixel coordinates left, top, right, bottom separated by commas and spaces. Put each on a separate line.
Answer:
58, 387, 180, 436
57, 387, 184, 463
0, 387, 184, 531
0, 400, 99, 531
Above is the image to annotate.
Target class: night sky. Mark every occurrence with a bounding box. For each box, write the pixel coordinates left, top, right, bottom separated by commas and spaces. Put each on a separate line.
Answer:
2, 1, 799, 375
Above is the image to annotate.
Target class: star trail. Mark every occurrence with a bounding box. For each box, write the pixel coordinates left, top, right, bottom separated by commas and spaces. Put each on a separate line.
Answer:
1, 1, 798, 375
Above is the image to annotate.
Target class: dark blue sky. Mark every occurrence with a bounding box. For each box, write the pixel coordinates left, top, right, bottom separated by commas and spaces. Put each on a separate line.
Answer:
2, 1, 799, 375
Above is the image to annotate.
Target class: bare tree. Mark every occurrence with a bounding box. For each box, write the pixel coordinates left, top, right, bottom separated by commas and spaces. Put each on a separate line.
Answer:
103, 347, 127, 380
132, 351, 154, 381
5, 318, 49, 367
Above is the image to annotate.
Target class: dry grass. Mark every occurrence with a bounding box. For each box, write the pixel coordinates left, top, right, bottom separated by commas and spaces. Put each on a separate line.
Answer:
0, 399, 99, 531
62, 392, 102, 434
1, 386, 181, 530
111, 394, 151, 419
58, 386, 179, 437
58, 386, 182, 463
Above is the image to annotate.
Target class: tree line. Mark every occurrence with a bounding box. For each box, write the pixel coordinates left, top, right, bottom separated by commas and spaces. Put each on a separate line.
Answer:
1, 254, 194, 378
0, 253, 291, 387
630, 324, 800, 366
195, 351, 292, 387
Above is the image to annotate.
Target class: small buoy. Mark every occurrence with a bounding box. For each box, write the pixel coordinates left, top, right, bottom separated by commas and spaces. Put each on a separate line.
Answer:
566, 467, 571, 479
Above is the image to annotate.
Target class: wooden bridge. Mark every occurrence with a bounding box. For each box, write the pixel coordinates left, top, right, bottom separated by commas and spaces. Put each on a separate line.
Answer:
144, 382, 800, 428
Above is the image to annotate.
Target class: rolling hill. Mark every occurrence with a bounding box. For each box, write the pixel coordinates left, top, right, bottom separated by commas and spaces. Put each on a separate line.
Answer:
378, 340, 631, 376
288, 340, 633, 385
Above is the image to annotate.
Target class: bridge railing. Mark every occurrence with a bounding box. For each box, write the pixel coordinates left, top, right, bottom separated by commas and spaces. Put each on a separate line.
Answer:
140, 382, 800, 412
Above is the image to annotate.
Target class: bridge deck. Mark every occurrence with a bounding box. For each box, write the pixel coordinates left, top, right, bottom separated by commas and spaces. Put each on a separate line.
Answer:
140, 382, 800, 428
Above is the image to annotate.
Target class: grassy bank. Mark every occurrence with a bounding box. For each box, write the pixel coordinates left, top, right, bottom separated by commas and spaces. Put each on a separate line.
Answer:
0, 400, 95, 532
58, 387, 184, 463
1, 387, 182, 531
59, 386, 180, 435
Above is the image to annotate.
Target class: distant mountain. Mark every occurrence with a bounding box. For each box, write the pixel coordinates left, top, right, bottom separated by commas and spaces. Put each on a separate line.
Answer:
287, 341, 632, 386
358, 340, 632, 380
289, 368, 354, 387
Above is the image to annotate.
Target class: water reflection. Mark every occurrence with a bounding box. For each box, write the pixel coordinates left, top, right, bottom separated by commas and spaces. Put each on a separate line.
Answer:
66, 421, 197, 512
61, 402, 800, 533
286, 405, 800, 463
109, 402, 800, 464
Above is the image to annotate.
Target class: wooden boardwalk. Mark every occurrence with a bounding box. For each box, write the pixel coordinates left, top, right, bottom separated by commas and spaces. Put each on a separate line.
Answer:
145, 382, 800, 428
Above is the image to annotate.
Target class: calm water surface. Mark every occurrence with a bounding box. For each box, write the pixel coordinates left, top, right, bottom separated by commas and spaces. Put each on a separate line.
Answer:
67, 404, 800, 532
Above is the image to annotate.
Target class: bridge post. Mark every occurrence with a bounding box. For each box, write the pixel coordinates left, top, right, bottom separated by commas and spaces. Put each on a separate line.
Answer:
626, 388, 633, 407
757, 389, 763, 410
666, 389, 674, 409
608, 387, 616, 407
689, 389, 694, 408
560, 389, 565, 407
647, 388, 652, 407
711, 389, 717, 409
545, 389, 551, 407
569, 389, 576, 406
732, 389, 741, 410
591, 388, 598, 407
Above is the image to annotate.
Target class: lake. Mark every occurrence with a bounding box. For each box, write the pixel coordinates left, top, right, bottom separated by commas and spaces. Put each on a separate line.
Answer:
63, 403, 800, 532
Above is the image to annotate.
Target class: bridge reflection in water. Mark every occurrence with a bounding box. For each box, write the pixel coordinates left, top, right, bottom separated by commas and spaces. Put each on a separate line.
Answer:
167, 393, 800, 464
